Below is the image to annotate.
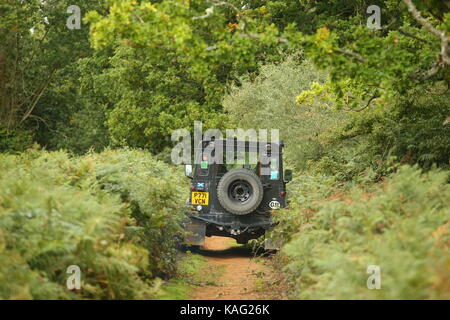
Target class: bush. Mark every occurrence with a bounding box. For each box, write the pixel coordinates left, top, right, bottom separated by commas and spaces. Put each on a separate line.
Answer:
329, 87, 450, 176
88, 149, 188, 277
0, 149, 187, 299
224, 55, 449, 182
273, 166, 450, 299
223, 56, 344, 171
0, 126, 34, 153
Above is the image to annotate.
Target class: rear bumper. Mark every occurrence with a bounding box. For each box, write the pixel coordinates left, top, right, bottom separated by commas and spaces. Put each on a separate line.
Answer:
184, 213, 274, 245
187, 212, 273, 230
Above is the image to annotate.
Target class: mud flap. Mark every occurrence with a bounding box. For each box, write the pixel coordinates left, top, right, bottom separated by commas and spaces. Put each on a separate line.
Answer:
184, 218, 206, 246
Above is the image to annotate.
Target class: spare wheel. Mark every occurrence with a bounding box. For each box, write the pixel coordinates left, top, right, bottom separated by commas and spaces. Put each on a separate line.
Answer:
217, 168, 263, 215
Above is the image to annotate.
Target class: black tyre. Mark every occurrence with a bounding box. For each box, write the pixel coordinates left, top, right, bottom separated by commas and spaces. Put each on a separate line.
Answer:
217, 168, 263, 215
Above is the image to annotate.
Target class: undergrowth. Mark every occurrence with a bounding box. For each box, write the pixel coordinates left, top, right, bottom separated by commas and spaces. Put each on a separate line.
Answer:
0, 149, 187, 299
271, 166, 450, 299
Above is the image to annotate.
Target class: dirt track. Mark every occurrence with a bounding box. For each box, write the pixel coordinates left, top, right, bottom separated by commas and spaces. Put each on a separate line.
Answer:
190, 236, 284, 300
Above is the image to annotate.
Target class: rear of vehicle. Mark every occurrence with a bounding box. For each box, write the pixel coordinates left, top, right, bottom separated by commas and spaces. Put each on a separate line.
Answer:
184, 140, 292, 247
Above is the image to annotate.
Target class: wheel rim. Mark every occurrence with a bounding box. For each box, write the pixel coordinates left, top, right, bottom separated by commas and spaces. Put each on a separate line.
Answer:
228, 180, 252, 203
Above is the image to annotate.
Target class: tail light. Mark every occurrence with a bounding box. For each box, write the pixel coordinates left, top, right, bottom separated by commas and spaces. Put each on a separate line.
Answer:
190, 185, 196, 191
280, 191, 286, 197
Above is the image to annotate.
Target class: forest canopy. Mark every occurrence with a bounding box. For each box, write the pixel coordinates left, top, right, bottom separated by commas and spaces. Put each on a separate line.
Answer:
1, 1, 448, 168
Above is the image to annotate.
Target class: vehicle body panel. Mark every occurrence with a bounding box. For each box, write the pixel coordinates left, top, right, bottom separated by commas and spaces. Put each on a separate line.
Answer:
184, 140, 289, 245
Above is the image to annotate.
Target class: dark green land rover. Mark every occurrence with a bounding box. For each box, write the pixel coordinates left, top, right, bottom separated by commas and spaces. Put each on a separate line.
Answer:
183, 139, 292, 248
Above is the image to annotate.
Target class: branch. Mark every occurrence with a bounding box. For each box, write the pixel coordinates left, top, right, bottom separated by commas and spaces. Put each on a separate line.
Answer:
403, 0, 449, 66
333, 48, 367, 63
208, 0, 246, 18
194, 0, 248, 29
398, 28, 433, 45
19, 68, 57, 125
238, 32, 289, 44
23, 26, 52, 72
342, 93, 379, 112
444, 116, 450, 125
354, 94, 379, 112
192, 7, 214, 20
197, 0, 364, 61
410, 61, 442, 81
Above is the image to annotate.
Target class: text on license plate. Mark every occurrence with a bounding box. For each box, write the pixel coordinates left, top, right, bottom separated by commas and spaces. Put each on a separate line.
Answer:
191, 192, 209, 205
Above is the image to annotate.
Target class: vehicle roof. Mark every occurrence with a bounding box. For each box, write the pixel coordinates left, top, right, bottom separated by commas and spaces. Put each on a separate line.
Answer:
195, 140, 284, 154
197, 139, 284, 146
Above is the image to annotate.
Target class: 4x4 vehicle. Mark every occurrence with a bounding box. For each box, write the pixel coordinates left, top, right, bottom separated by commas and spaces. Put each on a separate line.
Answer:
183, 139, 292, 247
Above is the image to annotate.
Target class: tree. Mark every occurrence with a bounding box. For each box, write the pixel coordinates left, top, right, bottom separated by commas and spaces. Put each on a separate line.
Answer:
84, 0, 289, 151
87, 0, 448, 164
0, 0, 107, 151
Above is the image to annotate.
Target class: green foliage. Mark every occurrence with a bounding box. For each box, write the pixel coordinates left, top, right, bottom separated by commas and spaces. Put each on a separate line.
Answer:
224, 53, 448, 182
0, 126, 34, 152
86, 0, 286, 78
2, 0, 449, 300
274, 166, 450, 299
304, 83, 450, 181
77, 45, 227, 152
88, 149, 188, 276
335, 87, 450, 169
270, 173, 339, 245
283, 0, 449, 106
86, 0, 449, 112
3, 0, 447, 159
83, 0, 290, 151
0, 149, 187, 299
0, 0, 105, 131
155, 252, 213, 300
224, 56, 344, 171
36, 56, 111, 154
